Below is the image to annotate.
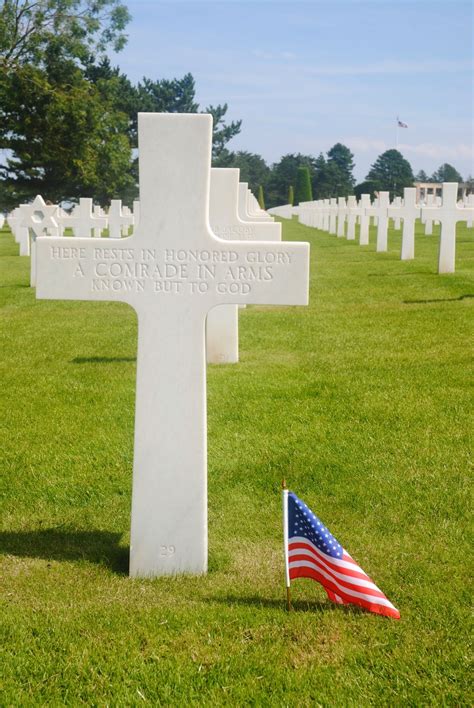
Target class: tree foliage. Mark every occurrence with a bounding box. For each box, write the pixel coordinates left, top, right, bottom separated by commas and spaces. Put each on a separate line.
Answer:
257, 184, 265, 210
0, 1, 242, 208
0, 0, 130, 70
213, 150, 269, 195
414, 169, 429, 182
365, 149, 414, 198
287, 184, 294, 206
354, 180, 379, 201
266, 153, 316, 207
294, 165, 313, 205
431, 163, 463, 183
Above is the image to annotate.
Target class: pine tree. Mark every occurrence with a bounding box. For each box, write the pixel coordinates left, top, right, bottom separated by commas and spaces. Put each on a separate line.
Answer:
288, 185, 294, 205
257, 184, 265, 210
366, 149, 414, 198
294, 166, 313, 205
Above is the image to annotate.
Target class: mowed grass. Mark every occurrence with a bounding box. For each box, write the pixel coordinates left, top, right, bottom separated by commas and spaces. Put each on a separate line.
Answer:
1, 218, 472, 705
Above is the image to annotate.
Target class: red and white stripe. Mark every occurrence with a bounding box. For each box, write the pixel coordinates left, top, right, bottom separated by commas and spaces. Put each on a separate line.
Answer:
288, 536, 400, 619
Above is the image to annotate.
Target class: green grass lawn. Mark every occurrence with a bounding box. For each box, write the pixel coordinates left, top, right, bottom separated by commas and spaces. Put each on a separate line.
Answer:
1, 218, 472, 705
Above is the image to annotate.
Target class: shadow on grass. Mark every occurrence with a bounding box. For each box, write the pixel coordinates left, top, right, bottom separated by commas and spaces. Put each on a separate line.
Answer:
206, 594, 364, 615
403, 293, 474, 304
0, 528, 129, 574
71, 356, 136, 364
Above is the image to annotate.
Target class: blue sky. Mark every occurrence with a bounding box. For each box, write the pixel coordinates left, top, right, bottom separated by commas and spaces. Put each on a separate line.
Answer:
111, 0, 473, 182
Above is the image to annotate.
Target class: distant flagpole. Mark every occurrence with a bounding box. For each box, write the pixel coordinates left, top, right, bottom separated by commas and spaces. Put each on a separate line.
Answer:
282, 479, 291, 611
395, 116, 399, 151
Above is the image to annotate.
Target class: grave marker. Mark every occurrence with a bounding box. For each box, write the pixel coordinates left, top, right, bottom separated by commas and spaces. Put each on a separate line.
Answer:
366, 192, 389, 252
421, 182, 471, 273
108, 200, 134, 239
20, 195, 59, 286
337, 197, 346, 237
206, 168, 281, 364
68, 198, 108, 238
400, 188, 420, 261
36, 113, 310, 577
93, 205, 106, 238
358, 194, 371, 245
346, 196, 358, 241
328, 198, 338, 235
423, 194, 434, 234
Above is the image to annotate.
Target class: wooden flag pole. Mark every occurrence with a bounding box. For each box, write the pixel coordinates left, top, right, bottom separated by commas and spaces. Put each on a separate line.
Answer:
282, 478, 292, 612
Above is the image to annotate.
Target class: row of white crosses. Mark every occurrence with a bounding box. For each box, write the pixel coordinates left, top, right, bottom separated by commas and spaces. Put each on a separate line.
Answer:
290, 184, 473, 274
6, 181, 277, 367
7, 198, 140, 287
6, 113, 310, 577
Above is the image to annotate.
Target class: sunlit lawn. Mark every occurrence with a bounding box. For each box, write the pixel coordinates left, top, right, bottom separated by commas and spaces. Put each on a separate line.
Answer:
1, 218, 472, 704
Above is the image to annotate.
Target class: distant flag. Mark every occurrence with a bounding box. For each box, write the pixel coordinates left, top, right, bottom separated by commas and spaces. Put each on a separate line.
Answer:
282, 486, 400, 619
397, 117, 408, 128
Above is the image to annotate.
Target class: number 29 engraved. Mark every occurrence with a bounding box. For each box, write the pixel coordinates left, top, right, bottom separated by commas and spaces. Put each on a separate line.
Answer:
160, 545, 176, 557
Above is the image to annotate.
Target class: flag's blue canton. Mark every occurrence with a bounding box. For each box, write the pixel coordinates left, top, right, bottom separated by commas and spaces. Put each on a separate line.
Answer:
288, 492, 343, 559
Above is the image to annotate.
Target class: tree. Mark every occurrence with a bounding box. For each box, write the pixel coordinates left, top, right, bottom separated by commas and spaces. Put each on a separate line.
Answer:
326, 143, 355, 195
213, 151, 269, 196
0, 58, 134, 207
431, 163, 463, 183
0, 0, 133, 206
294, 166, 313, 205
287, 185, 294, 206
267, 153, 316, 207
354, 180, 379, 201
0, 0, 130, 70
205, 104, 241, 160
414, 169, 429, 182
0, 2, 243, 206
365, 149, 414, 198
257, 185, 265, 210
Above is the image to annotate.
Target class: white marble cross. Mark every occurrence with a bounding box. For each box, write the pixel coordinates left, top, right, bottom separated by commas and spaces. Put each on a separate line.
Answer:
108, 200, 134, 239
421, 182, 471, 273
121, 206, 133, 236
206, 168, 281, 364
391, 196, 402, 230
7, 208, 21, 243
328, 198, 338, 235
366, 192, 389, 252
68, 198, 108, 238
93, 205, 106, 238
36, 113, 310, 577
337, 197, 347, 237
14, 205, 32, 256
346, 196, 358, 241
400, 188, 420, 261
466, 194, 474, 228
320, 199, 329, 232
358, 194, 371, 245
237, 183, 267, 222
422, 194, 435, 235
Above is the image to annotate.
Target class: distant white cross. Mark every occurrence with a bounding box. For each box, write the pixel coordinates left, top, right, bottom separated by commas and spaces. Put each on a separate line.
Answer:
108, 200, 134, 239
421, 182, 472, 273
68, 198, 108, 238
365, 192, 390, 252
337, 197, 347, 237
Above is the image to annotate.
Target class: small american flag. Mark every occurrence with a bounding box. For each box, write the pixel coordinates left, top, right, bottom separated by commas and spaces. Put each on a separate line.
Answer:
397, 118, 408, 128
283, 490, 400, 619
